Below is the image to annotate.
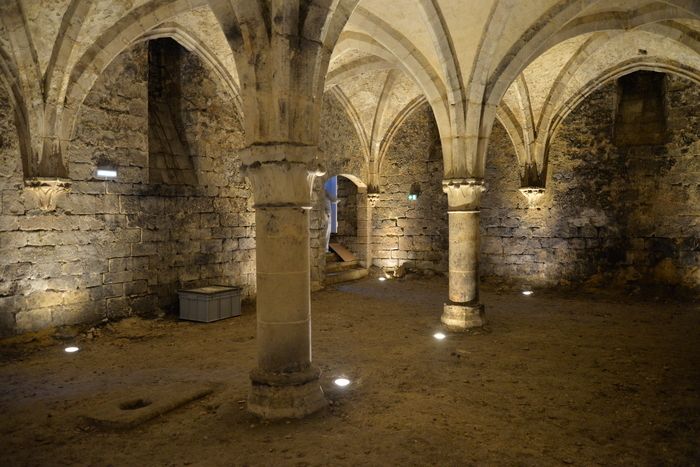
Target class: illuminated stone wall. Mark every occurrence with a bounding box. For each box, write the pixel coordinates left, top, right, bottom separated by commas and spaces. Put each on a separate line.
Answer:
482, 75, 700, 293
309, 96, 368, 287
372, 103, 448, 272
0, 44, 255, 335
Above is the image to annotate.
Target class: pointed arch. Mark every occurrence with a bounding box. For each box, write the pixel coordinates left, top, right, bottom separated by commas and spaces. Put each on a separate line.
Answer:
59, 0, 208, 151
0, 44, 32, 177
376, 96, 428, 179
135, 23, 243, 116
327, 86, 371, 167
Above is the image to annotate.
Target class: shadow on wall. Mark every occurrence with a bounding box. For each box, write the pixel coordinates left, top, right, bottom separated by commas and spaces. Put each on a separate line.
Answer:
482, 73, 699, 296
0, 40, 255, 336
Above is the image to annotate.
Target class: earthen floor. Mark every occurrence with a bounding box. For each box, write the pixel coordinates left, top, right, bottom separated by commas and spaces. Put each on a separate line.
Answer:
1, 277, 699, 466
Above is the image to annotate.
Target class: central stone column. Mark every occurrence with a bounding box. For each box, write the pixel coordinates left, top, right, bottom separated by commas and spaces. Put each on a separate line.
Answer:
442, 178, 486, 330
244, 159, 326, 419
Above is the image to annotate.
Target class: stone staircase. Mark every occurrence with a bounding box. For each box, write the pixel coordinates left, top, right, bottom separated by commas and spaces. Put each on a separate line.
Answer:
324, 251, 368, 285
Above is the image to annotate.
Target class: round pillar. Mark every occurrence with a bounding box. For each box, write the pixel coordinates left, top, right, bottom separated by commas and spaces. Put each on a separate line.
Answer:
441, 178, 486, 330
244, 158, 326, 418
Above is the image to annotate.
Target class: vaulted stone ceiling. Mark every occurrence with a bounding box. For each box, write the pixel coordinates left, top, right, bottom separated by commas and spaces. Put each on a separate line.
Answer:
1, 0, 698, 185
327, 0, 700, 184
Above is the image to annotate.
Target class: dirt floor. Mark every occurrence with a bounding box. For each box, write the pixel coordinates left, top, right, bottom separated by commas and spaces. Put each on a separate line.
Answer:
1, 276, 699, 466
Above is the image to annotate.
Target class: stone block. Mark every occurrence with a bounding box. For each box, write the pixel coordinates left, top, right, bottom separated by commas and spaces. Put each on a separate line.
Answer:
239, 238, 256, 250
106, 297, 131, 318
0, 215, 19, 231
15, 308, 55, 333
125, 280, 148, 296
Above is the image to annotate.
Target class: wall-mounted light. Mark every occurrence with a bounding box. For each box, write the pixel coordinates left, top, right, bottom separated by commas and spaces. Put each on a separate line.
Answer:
408, 182, 421, 201
96, 167, 117, 179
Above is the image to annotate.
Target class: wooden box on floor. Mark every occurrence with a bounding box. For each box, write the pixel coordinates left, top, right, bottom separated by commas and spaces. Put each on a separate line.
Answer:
177, 286, 242, 322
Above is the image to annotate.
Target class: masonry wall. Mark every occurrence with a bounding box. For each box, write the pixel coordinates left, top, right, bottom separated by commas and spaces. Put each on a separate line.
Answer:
310, 95, 368, 287
373, 103, 448, 272
334, 176, 359, 254
0, 43, 254, 336
482, 75, 699, 293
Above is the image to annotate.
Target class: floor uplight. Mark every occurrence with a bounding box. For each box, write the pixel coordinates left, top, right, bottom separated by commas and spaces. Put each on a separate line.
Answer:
333, 378, 350, 387
433, 332, 446, 340
64, 346, 79, 353
522, 290, 534, 296
378, 277, 387, 281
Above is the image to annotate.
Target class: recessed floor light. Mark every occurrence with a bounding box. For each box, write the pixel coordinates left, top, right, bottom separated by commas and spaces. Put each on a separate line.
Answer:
378, 277, 387, 282
433, 332, 446, 340
522, 290, 534, 296
64, 346, 79, 353
333, 378, 350, 387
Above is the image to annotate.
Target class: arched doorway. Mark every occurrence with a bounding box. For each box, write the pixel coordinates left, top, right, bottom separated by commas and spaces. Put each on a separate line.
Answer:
322, 174, 371, 284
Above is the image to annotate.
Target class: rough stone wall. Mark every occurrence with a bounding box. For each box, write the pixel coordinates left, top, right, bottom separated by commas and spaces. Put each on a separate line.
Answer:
373, 103, 448, 271
334, 176, 358, 253
0, 43, 254, 335
482, 75, 699, 293
148, 38, 197, 185
310, 95, 368, 286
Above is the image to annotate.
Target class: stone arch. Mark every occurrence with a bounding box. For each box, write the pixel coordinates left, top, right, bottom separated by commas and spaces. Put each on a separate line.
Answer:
375, 96, 428, 184
337, 173, 367, 191
134, 23, 243, 117
327, 87, 371, 168
324, 172, 373, 270
0, 0, 46, 176
494, 105, 528, 168
325, 55, 396, 89
475, 0, 700, 174
43, 0, 92, 163
0, 45, 32, 177
486, 1, 700, 116
59, 0, 208, 153
499, 23, 700, 187
544, 59, 700, 165
336, 15, 454, 174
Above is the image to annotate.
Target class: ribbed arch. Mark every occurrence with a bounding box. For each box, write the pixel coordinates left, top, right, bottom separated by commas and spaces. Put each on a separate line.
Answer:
0, 44, 33, 177
135, 23, 243, 116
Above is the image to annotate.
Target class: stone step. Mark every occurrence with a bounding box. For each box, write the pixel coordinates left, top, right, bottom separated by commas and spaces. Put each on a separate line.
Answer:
325, 259, 360, 273
324, 267, 368, 285
325, 252, 341, 263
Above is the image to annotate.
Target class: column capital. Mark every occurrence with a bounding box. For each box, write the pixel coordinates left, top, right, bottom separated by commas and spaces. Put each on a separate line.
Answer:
442, 178, 485, 211
240, 143, 319, 166
367, 193, 380, 208
243, 161, 323, 209
519, 187, 546, 207
24, 177, 71, 211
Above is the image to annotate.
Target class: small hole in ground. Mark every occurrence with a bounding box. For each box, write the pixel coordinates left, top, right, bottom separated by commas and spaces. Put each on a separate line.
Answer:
119, 398, 153, 411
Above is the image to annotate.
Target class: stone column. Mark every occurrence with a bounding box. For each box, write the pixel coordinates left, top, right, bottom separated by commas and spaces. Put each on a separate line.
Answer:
441, 178, 486, 330
356, 191, 378, 268
367, 193, 380, 267
244, 160, 326, 419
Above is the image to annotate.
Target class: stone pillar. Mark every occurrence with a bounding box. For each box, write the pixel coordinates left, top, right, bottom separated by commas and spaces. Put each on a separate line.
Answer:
367, 193, 380, 267
244, 160, 326, 419
441, 178, 486, 330
356, 191, 378, 268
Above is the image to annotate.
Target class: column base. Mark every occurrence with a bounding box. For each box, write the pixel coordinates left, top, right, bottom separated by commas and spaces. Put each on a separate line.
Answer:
441, 303, 486, 330
248, 366, 327, 419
